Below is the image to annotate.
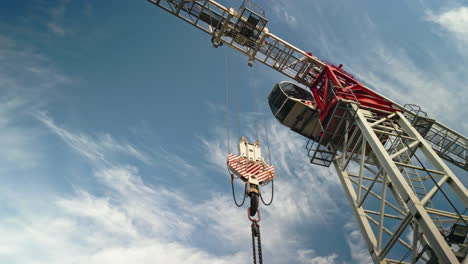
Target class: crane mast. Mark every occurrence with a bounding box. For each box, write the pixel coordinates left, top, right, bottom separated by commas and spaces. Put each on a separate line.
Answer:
147, 0, 468, 263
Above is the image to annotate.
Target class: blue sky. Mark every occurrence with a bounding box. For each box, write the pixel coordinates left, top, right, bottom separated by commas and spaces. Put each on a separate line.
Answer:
0, 0, 467, 263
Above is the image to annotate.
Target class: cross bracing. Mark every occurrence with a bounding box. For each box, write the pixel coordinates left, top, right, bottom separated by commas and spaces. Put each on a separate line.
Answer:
331, 103, 467, 263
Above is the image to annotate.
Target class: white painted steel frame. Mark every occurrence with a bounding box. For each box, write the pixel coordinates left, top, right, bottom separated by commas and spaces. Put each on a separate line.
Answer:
334, 104, 468, 263
147, 0, 325, 86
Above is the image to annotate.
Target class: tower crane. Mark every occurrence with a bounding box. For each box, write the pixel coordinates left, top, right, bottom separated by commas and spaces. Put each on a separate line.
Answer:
147, 0, 468, 263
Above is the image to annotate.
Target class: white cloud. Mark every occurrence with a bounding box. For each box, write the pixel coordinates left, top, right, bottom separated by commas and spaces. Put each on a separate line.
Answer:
269, 0, 298, 28
0, 34, 69, 97
0, 198, 248, 264
45, 0, 71, 36
0, 119, 250, 263
81, 242, 247, 264
47, 22, 67, 36
0, 99, 39, 171
426, 6, 468, 45
190, 194, 249, 248
57, 189, 140, 239
28, 104, 348, 264
296, 249, 340, 264
153, 146, 201, 177
0, 34, 69, 174
344, 222, 373, 264
328, 24, 468, 135
36, 112, 152, 165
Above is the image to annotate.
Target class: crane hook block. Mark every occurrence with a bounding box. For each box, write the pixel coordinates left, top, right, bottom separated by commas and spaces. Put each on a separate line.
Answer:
227, 137, 275, 185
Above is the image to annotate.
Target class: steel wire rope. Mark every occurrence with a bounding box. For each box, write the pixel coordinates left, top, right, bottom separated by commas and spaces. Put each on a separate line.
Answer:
230, 53, 250, 173
250, 64, 260, 140
249, 64, 275, 206
356, 111, 466, 264
397, 230, 425, 264
390, 120, 468, 228
234, 55, 242, 143
250, 220, 263, 264
225, 44, 249, 206
261, 90, 274, 207
225, 45, 248, 206
457, 208, 468, 225
386, 114, 468, 263
251, 224, 257, 264
260, 180, 274, 206
230, 55, 249, 173
225, 49, 231, 154
231, 174, 247, 207
263, 113, 273, 165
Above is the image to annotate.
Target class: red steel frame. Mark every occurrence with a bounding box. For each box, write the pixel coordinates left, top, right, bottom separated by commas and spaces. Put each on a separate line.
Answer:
309, 63, 397, 120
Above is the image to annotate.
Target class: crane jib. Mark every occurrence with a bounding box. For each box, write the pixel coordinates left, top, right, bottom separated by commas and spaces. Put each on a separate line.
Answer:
146, 0, 467, 172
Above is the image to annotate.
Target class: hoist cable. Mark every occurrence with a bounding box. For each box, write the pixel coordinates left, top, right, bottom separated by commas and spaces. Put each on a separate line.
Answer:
397, 230, 424, 263
230, 174, 247, 207
249, 65, 274, 207
260, 180, 274, 206
251, 225, 257, 264
390, 119, 468, 228
457, 208, 467, 225
263, 114, 272, 165
250, 64, 273, 166
251, 221, 263, 264
383, 114, 468, 264
250, 65, 260, 140
224, 50, 231, 153
256, 223, 263, 264
234, 57, 241, 142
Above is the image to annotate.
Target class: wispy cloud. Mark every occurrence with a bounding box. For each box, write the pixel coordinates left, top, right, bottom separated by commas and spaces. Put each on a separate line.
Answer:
153, 146, 200, 177
28, 98, 346, 263
344, 222, 373, 264
45, 0, 71, 36
0, 113, 252, 263
36, 112, 152, 165
0, 99, 39, 172
269, 0, 298, 28
0, 34, 68, 174
355, 41, 467, 134
47, 22, 67, 36
0, 190, 248, 264
0, 34, 69, 98
426, 6, 468, 46
296, 249, 339, 264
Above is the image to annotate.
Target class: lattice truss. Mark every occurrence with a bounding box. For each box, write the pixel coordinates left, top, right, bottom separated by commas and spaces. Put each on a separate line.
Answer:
147, 0, 324, 85
332, 103, 468, 264
408, 113, 467, 172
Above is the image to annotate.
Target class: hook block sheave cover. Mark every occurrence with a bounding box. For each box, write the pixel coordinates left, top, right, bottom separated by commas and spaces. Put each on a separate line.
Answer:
227, 137, 275, 185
